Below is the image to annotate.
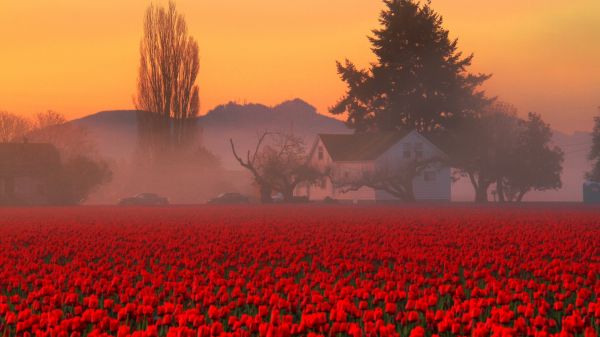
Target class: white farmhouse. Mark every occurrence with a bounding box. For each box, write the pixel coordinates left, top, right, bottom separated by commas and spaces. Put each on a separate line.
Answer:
295, 131, 451, 202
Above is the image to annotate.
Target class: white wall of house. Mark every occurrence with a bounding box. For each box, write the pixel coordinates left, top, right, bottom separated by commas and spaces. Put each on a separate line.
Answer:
376, 131, 451, 201
296, 131, 451, 202
297, 137, 332, 201
299, 138, 378, 202
331, 162, 376, 202
412, 168, 451, 201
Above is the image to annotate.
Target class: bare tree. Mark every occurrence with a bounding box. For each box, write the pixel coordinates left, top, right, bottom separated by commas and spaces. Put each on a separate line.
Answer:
231, 132, 323, 203
134, 1, 200, 160
0, 110, 112, 205
0, 111, 31, 143
331, 157, 445, 202
34, 110, 67, 129
256, 133, 323, 201
28, 111, 97, 160
231, 132, 275, 203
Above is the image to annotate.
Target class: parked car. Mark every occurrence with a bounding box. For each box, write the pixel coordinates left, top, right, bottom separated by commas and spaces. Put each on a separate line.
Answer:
207, 192, 249, 204
118, 193, 169, 206
270, 194, 309, 204
291, 196, 309, 203
271, 193, 284, 203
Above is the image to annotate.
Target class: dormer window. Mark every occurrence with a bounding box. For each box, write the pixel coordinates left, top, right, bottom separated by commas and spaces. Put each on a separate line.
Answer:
414, 142, 423, 159
318, 146, 324, 160
403, 143, 412, 159
424, 171, 436, 182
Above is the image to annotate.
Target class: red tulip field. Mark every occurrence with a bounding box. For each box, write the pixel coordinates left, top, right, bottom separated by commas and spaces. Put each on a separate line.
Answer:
0, 205, 598, 337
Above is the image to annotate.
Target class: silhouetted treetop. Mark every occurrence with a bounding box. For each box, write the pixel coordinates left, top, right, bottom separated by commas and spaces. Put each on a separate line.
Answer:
331, 0, 491, 134
134, 1, 200, 162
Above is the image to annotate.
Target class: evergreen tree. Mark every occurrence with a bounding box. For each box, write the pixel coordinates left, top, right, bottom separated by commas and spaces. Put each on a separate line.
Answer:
587, 112, 600, 182
331, 0, 490, 135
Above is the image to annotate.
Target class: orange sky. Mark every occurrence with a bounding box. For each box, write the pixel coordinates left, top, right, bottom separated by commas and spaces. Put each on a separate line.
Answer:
1, 0, 599, 132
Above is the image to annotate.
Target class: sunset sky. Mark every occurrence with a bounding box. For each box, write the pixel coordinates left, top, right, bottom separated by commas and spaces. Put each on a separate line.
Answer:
1, 1, 599, 133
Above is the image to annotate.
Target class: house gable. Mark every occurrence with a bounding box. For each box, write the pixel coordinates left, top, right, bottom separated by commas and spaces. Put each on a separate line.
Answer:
307, 136, 334, 169
299, 131, 451, 202
376, 130, 446, 164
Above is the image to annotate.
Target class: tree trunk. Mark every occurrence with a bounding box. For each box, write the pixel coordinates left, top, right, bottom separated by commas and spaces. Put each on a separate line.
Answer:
385, 181, 416, 202
259, 185, 272, 204
516, 189, 527, 202
468, 173, 489, 203
496, 179, 506, 203
402, 181, 416, 202
474, 183, 489, 203
282, 187, 294, 203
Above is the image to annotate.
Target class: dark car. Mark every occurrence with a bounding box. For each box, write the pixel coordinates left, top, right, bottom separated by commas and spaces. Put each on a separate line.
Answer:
207, 192, 249, 204
118, 193, 169, 206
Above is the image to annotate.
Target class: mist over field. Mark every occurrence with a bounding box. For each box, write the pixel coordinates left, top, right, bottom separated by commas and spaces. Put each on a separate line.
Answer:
64, 100, 593, 204
1, 0, 598, 206
1, 1, 600, 337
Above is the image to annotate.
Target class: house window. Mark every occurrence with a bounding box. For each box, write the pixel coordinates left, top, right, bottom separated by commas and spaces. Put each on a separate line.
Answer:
414, 142, 423, 159
403, 143, 412, 159
320, 178, 327, 189
318, 146, 324, 160
424, 171, 436, 182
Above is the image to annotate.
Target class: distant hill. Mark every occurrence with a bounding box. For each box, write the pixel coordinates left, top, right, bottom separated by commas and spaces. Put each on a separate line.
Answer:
71, 110, 139, 161
201, 99, 349, 169
69, 101, 593, 202
70, 99, 350, 169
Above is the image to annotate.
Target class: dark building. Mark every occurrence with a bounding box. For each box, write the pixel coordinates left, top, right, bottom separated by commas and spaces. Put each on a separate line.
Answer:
0, 142, 61, 205
583, 181, 600, 204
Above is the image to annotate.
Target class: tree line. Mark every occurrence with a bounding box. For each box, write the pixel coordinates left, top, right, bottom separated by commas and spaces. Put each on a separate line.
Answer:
233, 0, 568, 203
3, 0, 599, 204
0, 110, 111, 204
131, 0, 599, 203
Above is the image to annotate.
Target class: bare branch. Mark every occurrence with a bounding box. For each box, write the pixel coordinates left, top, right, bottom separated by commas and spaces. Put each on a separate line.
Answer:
231, 130, 324, 202
332, 156, 446, 202
251, 131, 274, 165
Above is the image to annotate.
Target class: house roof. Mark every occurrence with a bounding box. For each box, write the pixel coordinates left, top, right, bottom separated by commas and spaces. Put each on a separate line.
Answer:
318, 131, 410, 161
0, 142, 61, 177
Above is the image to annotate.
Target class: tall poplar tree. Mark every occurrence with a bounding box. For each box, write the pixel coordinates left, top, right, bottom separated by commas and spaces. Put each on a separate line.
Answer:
134, 1, 200, 162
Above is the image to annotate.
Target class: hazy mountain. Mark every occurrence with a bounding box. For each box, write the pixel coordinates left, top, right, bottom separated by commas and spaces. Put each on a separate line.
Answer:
71, 110, 139, 161
201, 99, 349, 169
70, 100, 593, 202
70, 99, 350, 168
